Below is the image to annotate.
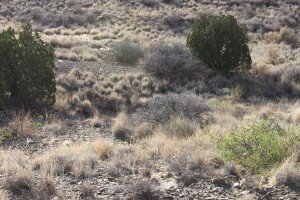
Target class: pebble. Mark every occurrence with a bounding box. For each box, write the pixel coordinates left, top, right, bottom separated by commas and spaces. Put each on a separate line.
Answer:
241, 190, 250, 195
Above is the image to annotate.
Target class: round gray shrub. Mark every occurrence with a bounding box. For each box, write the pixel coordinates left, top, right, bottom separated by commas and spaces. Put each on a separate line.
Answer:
129, 93, 209, 125
144, 42, 202, 81
106, 41, 144, 65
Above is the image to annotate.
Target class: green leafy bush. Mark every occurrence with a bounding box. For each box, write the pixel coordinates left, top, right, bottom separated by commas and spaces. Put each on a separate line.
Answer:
187, 15, 252, 73
0, 128, 15, 142
219, 119, 290, 174
0, 24, 56, 110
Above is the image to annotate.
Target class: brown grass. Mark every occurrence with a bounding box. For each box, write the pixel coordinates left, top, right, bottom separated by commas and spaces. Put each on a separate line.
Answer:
161, 116, 197, 138
8, 112, 34, 138
35, 143, 100, 178
291, 107, 300, 124
274, 153, 300, 188
277, 27, 300, 48
90, 139, 114, 160
111, 113, 133, 142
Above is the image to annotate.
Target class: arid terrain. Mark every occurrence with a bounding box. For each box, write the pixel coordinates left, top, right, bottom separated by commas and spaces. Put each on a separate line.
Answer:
0, 0, 300, 199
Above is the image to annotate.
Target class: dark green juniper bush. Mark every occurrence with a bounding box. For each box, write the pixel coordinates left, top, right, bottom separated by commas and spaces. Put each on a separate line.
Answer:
187, 15, 252, 73
0, 24, 56, 110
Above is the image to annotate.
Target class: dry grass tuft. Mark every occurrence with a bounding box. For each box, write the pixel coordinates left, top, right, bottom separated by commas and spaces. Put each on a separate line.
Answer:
3, 175, 56, 199
162, 116, 197, 138
224, 163, 247, 179
291, 107, 300, 124
126, 178, 160, 200
90, 139, 114, 160
275, 154, 300, 189
79, 183, 95, 199
34, 143, 102, 179
4, 175, 33, 197
0, 190, 9, 200
44, 121, 69, 135
134, 122, 154, 140
0, 150, 31, 177
8, 112, 34, 138
266, 48, 281, 65
277, 27, 300, 48
112, 113, 133, 142
49, 36, 85, 48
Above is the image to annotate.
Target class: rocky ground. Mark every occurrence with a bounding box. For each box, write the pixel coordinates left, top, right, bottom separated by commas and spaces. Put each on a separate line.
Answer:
1, 118, 300, 200
1, 61, 299, 199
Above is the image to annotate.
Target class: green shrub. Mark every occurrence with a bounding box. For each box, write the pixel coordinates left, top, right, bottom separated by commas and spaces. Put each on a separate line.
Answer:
0, 24, 56, 110
187, 15, 252, 73
219, 119, 291, 174
0, 128, 15, 142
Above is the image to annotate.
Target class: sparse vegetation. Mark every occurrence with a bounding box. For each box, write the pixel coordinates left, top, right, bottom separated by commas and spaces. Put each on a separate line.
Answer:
1, 0, 300, 199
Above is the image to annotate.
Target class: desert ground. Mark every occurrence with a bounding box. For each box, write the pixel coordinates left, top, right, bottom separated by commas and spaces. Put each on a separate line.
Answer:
0, 0, 300, 199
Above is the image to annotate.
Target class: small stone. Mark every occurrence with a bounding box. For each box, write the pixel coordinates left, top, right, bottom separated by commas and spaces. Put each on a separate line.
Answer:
97, 188, 106, 194
26, 138, 34, 145
62, 140, 72, 146
211, 178, 226, 185
240, 190, 250, 195
239, 178, 246, 188
233, 182, 240, 188
162, 195, 174, 200
107, 177, 115, 182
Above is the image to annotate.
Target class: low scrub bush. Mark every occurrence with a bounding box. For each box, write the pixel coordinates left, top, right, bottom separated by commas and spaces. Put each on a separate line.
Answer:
112, 113, 134, 142
56, 70, 170, 119
266, 48, 280, 65
163, 116, 197, 138
219, 119, 294, 174
4, 176, 33, 197
163, 15, 187, 34
105, 40, 144, 65
276, 159, 300, 189
8, 112, 34, 138
141, 0, 159, 7
3, 175, 56, 199
79, 184, 95, 199
282, 64, 300, 84
0, 128, 15, 142
130, 93, 209, 125
277, 27, 299, 48
126, 179, 160, 200
144, 42, 202, 81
